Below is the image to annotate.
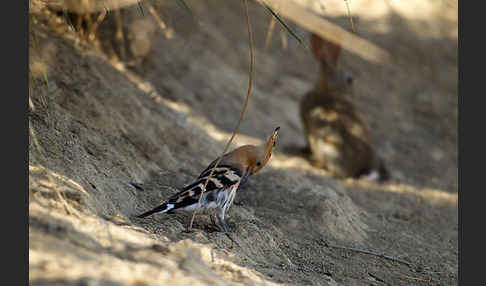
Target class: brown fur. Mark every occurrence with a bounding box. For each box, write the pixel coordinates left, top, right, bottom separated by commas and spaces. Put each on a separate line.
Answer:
300, 34, 388, 180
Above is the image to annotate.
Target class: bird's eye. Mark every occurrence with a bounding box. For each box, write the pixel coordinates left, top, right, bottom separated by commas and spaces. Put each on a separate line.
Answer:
256, 161, 262, 167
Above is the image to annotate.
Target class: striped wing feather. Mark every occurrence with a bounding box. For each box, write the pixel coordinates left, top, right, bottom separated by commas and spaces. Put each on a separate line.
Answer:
166, 165, 242, 211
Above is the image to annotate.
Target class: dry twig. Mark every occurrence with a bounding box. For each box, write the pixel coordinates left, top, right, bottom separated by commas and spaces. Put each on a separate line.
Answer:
343, 0, 356, 33
330, 244, 413, 267
264, 15, 276, 49
259, 0, 392, 65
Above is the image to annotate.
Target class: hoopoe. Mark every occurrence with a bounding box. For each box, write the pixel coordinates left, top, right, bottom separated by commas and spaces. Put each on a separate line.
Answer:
137, 127, 280, 232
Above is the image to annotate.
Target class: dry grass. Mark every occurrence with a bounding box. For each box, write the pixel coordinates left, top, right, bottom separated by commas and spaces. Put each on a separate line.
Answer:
260, 0, 392, 64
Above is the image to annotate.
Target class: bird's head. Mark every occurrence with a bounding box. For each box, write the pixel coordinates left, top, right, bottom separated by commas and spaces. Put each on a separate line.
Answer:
226, 127, 280, 176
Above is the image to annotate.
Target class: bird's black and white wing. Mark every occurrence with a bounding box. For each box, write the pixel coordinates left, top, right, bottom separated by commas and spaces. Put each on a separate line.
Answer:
137, 165, 243, 218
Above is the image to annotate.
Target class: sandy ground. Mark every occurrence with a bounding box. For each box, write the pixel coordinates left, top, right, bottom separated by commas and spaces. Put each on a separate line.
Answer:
29, 0, 457, 285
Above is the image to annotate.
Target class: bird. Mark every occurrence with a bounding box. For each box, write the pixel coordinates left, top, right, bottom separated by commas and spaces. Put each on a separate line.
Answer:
137, 127, 280, 232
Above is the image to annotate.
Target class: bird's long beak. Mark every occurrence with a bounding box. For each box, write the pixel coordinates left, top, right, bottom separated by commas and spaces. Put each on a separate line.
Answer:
252, 126, 280, 174
265, 126, 280, 158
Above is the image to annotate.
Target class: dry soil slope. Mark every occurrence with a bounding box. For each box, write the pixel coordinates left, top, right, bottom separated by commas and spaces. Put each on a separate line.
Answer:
29, 0, 457, 285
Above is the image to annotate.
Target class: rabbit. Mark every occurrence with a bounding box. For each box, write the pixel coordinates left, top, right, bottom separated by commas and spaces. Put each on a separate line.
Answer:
299, 33, 389, 181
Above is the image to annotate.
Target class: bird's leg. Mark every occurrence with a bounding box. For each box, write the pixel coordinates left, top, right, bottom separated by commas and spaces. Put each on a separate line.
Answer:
215, 210, 241, 247
216, 211, 233, 233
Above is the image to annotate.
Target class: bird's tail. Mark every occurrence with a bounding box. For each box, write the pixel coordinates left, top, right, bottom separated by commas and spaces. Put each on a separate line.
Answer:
137, 203, 173, 218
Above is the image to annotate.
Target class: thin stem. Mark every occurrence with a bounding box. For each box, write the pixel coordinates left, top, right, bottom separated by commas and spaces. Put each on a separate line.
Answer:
330, 244, 413, 266
188, 0, 255, 230
343, 0, 356, 33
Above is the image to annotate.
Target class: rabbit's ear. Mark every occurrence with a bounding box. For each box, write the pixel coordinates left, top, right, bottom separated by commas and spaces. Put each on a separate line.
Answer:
310, 33, 342, 67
